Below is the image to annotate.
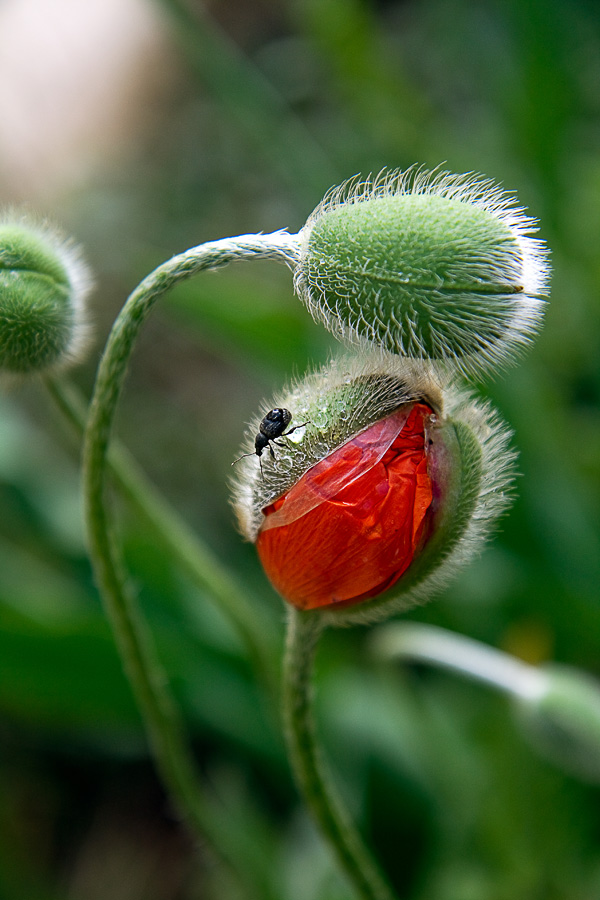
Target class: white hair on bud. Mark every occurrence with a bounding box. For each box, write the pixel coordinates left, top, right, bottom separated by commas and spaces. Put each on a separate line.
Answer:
304, 165, 550, 298
40, 226, 93, 371
294, 166, 551, 380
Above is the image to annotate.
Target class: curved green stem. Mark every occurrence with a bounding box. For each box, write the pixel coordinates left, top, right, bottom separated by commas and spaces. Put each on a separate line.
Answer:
371, 622, 546, 700
283, 607, 398, 900
45, 374, 278, 689
81, 232, 299, 891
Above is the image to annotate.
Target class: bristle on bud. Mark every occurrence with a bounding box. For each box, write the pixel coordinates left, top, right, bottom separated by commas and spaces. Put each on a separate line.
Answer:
294, 167, 550, 380
0, 212, 93, 377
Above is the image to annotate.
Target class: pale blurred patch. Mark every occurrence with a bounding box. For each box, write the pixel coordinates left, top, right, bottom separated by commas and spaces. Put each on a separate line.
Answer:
0, 0, 176, 202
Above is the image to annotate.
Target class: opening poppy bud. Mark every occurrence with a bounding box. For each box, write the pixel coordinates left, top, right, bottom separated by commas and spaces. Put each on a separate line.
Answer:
0, 214, 92, 375
232, 353, 516, 626
294, 168, 550, 379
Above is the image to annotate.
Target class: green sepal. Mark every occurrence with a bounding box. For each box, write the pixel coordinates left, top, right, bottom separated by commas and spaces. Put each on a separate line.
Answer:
0, 271, 72, 372
406, 418, 483, 584
0, 225, 70, 286
0, 223, 84, 374
303, 194, 521, 361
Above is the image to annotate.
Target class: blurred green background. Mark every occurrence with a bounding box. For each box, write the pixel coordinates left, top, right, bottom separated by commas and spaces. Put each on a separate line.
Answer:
1, 0, 600, 897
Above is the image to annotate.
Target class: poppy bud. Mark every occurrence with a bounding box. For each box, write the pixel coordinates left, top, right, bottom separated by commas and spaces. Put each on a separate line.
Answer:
232, 352, 515, 626
294, 168, 550, 379
0, 214, 92, 375
515, 665, 600, 783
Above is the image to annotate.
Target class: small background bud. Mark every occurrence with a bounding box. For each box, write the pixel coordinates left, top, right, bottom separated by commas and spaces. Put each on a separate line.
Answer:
0, 214, 92, 375
515, 665, 600, 783
294, 168, 550, 379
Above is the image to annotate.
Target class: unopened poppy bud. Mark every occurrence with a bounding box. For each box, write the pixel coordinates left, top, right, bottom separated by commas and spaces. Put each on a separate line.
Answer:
0, 215, 92, 375
515, 665, 600, 783
294, 168, 550, 379
232, 352, 515, 626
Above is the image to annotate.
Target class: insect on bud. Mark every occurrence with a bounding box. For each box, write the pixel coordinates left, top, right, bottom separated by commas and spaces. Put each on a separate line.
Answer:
294, 168, 550, 379
232, 352, 516, 626
0, 214, 92, 376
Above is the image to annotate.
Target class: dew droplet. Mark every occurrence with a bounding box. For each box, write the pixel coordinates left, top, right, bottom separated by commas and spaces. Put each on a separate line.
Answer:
287, 425, 306, 444
313, 408, 328, 429
277, 454, 293, 472
335, 399, 348, 421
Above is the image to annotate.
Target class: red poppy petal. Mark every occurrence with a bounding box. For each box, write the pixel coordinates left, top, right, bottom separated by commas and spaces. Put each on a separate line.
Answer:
256, 404, 433, 610
260, 406, 412, 532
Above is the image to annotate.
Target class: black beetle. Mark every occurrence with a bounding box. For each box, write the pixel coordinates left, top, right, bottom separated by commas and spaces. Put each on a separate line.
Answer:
232, 408, 308, 476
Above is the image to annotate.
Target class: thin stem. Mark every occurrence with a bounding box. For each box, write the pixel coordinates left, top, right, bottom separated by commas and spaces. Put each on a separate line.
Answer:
283, 607, 398, 900
45, 374, 278, 690
82, 232, 299, 892
372, 622, 547, 701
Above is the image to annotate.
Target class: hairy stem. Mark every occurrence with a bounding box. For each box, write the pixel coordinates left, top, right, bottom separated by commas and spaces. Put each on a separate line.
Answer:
45, 374, 277, 689
283, 607, 398, 900
81, 232, 299, 892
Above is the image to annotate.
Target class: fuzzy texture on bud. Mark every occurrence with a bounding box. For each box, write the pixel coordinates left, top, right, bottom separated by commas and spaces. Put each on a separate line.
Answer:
231, 352, 516, 626
294, 168, 550, 379
0, 214, 92, 375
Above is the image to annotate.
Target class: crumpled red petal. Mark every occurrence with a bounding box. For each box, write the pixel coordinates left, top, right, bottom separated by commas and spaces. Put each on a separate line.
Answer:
256, 403, 434, 610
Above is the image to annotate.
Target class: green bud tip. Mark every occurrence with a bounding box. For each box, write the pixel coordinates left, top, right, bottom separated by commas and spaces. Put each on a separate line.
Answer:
0, 213, 92, 376
294, 167, 551, 379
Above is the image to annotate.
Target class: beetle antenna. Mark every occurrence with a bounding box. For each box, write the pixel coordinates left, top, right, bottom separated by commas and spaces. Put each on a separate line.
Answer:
231, 452, 255, 466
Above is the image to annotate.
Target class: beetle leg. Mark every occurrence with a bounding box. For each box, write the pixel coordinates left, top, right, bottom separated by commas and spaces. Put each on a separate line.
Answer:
282, 420, 310, 437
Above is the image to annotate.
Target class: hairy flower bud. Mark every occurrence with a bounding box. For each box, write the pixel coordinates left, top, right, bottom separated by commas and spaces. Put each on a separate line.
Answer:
232, 352, 516, 626
294, 168, 550, 379
0, 214, 92, 375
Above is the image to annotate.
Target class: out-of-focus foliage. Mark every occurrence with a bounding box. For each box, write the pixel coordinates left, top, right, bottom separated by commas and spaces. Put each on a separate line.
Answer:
1, 0, 599, 898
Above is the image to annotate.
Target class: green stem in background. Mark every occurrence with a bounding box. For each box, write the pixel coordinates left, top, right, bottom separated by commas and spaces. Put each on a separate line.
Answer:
82, 232, 300, 892
371, 622, 600, 785
371, 622, 546, 699
45, 374, 278, 690
283, 607, 398, 900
